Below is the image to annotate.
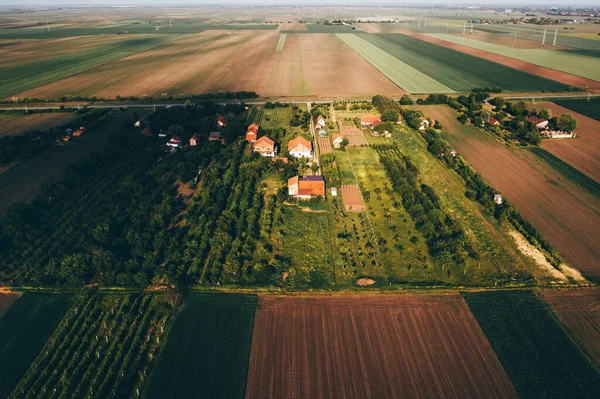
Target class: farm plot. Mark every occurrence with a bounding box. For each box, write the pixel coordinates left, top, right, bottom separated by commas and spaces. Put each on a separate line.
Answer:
10, 294, 174, 399
361, 33, 571, 92
529, 101, 600, 183
0, 293, 73, 398
0, 112, 73, 137
338, 121, 369, 146
318, 136, 332, 154
427, 105, 600, 280
541, 289, 600, 372
0, 34, 183, 100
336, 33, 453, 93
340, 184, 364, 211
463, 291, 600, 398
426, 33, 600, 83
475, 25, 600, 51
275, 33, 286, 51
402, 32, 600, 90
144, 294, 256, 399
246, 295, 517, 399
0, 292, 20, 317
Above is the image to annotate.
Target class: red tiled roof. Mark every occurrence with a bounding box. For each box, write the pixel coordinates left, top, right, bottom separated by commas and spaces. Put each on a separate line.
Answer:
288, 136, 312, 151
333, 134, 343, 142
527, 116, 548, 125
361, 115, 381, 124
254, 136, 275, 146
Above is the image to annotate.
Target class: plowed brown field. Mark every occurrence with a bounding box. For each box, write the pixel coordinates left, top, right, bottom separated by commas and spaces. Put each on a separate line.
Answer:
420, 105, 600, 279
403, 32, 600, 91
338, 121, 369, 146
530, 101, 600, 182
0, 112, 72, 137
541, 289, 600, 372
246, 295, 517, 399
14, 32, 402, 100
318, 136, 332, 154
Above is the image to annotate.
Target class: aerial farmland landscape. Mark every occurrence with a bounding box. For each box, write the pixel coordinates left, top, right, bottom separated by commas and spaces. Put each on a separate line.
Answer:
1, 1, 600, 398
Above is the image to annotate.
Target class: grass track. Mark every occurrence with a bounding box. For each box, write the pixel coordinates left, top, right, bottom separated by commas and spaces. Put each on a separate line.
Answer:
276, 33, 286, 51
144, 293, 257, 399
361, 33, 570, 92
0, 293, 73, 398
463, 290, 600, 399
336, 33, 454, 93
426, 33, 600, 82
0, 34, 184, 99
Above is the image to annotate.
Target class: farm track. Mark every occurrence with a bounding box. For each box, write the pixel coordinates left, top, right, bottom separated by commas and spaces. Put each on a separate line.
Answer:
246, 295, 517, 399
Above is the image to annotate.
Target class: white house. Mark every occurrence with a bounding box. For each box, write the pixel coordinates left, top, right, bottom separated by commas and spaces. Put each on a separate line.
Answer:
494, 194, 503, 205
316, 115, 327, 129
332, 134, 344, 149
526, 116, 549, 129
166, 136, 182, 149
288, 136, 312, 159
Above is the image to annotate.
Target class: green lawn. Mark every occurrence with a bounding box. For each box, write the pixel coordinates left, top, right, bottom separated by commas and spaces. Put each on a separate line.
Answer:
144, 294, 257, 399
336, 33, 453, 93
0, 293, 73, 398
553, 98, 600, 121
360, 33, 570, 92
463, 291, 600, 398
0, 34, 183, 98
427, 33, 600, 83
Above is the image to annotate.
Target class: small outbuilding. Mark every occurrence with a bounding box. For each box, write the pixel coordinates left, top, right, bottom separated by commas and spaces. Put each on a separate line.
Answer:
494, 194, 503, 205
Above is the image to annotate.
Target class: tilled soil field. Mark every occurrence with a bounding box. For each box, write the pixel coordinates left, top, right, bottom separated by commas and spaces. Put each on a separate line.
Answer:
0, 292, 20, 317
318, 136, 332, 154
0, 112, 72, 137
246, 295, 517, 399
340, 184, 364, 211
338, 121, 369, 146
541, 289, 600, 372
422, 105, 600, 279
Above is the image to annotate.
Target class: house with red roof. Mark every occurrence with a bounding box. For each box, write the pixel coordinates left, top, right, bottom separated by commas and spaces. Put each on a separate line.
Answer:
166, 136, 182, 149
217, 115, 227, 128
332, 134, 344, 149
246, 123, 259, 142
189, 134, 201, 147
316, 115, 327, 128
488, 117, 500, 126
526, 116, 549, 129
288, 175, 325, 199
253, 136, 277, 157
288, 136, 312, 158
360, 115, 381, 128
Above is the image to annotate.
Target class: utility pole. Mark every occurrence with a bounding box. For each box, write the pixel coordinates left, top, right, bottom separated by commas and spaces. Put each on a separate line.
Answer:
514, 31, 517, 46
553, 29, 558, 46
424, 18, 427, 28
46, 21, 50, 32
541, 29, 547, 46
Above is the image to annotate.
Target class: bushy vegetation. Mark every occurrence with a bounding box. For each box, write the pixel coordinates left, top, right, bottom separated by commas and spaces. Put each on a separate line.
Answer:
10, 293, 175, 399
144, 294, 256, 399
463, 291, 600, 399
0, 293, 73, 398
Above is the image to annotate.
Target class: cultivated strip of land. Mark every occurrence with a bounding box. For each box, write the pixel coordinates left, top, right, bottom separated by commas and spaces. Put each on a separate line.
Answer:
336, 33, 454, 93
276, 33, 286, 51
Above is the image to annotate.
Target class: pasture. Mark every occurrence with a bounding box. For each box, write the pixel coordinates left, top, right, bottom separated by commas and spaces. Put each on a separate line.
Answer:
529, 101, 600, 182
0, 293, 73, 398
246, 295, 517, 399
361, 33, 570, 92
426, 33, 600, 83
144, 294, 256, 399
541, 289, 600, 372
463, 291, 600, 398
0, 112, 73, 137
336, 33, 453, 93
426, 105, 600, 281
11, 294, 174, 399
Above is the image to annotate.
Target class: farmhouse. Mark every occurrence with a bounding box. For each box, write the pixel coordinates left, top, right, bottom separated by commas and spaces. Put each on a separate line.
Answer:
72, 127, 86, 137
332, 134, 344, 148
419, 118, 435, 131
316, 115, 327, 128
166, 136, 182, 149
217, 115, 227, 128
361, 115, 381, 128
189, 134, 201, 146
288, 136, 312, 159
253, 136, 277, 157
288, 175, 325, 199
208, 131, 222, 141
246, 123, 259, 142
526, 116, 549, 129
489, 117, 500, 126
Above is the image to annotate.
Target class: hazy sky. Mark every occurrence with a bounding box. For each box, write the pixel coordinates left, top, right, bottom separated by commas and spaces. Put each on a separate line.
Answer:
2, 1, 600, 6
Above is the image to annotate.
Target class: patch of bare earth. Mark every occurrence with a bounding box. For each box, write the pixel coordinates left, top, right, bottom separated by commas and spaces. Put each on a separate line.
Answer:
340, 184, 365, 212
338, 120, 369, 146
318, 136, 332, 154
356, 278, 375, 286
246, 295, 517, 399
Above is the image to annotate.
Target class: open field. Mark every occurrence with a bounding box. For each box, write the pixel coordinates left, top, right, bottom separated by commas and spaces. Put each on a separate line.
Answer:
541, 289, 600, 372
14, 32, 402, 100
0, 112, 73, 137
0, 110, 137, 213
338, 121, 369, 146
361, 33, 570, 92
529, 101, 600, 182
246, 295, 517, 399
474, 25, 600, 51
0, 293, 73, 398
553, 98, 600, 121
424, 105, 600, 280
145, 294, 256, 399
0, 34, 183, 99
11, 294, 173, 399
0, 292, 20, 316
336, 33, 453, 93
340, 184, 364, 211
455, 30, 573, 50
426, 33, 600, 83
463, 291, 600, 398
401, 32, 600, 90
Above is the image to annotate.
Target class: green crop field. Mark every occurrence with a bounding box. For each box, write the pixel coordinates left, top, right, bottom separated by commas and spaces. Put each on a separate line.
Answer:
427, 33, 600, 82
144, 294, 256, 399
336, 33, 454, 93
463, 291, 600, 398
361, 33, 570, 92
0, 293, 73, 398
475, 25, 600, 51
0, 34, 183, 99
10, 294, 174, 399
276, 33, 286, 51
553, 98, 600, 121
